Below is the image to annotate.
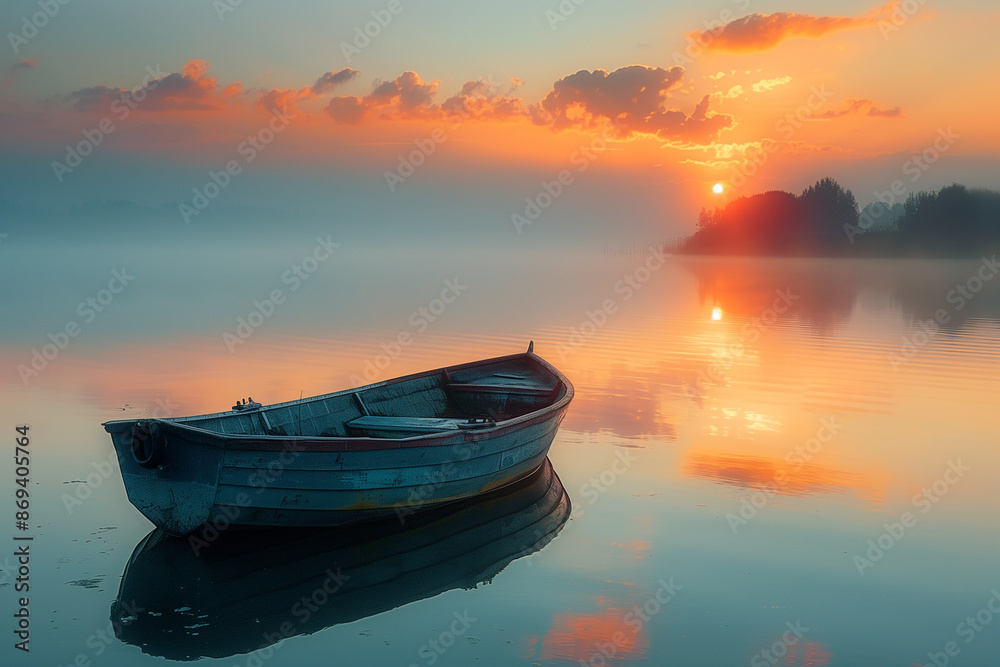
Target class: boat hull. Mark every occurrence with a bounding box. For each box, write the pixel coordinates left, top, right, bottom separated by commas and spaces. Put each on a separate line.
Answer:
111, 459, 571, 660
103, 350, 573, 534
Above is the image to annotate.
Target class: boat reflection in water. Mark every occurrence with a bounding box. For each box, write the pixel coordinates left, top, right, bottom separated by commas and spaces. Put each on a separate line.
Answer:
111, 458, 570, 661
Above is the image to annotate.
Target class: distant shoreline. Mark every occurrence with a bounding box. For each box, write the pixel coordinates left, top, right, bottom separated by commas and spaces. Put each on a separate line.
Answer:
675, 179, 1000, 259
672, 244, 1000, 260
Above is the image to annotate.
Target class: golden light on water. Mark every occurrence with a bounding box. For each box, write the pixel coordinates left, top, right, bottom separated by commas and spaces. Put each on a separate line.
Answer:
712, 306, 722, 320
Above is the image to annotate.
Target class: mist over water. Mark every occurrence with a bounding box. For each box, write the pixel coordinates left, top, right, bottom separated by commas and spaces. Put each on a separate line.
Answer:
2, 242, 1000, 665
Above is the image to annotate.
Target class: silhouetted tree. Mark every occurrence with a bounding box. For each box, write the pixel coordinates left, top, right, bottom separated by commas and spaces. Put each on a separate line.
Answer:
799, 177, 859, 242
697, 207, 711, 230
894, 184, 1000, 253
697, 206, 722, 230
859, 201, 904, 232
684, 190, 805, 255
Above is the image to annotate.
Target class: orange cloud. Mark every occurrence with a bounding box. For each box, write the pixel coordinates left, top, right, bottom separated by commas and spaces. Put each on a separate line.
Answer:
256, 88, 299, 115
59, 61, 359, 118
718, 84, 744, 99
533, 65, 734, 144
257, 67, 359, 115
221, 81, 243, 100
308, 68, 359, 95
54, 60, 732, 146
325, 71, 526, 125
816, 97, 902, 119
751, 76, 792, 93
536, 65, 683, 130
441, 78, 527, 120
64, 59, 223, 112
320, 66, 733, 144
688, 2, 901, 53
5, 57, 37, 84
325, 70, 440, 123
9, 57, 38, 70
324, 95, 367, 124
181, 59, 211, 82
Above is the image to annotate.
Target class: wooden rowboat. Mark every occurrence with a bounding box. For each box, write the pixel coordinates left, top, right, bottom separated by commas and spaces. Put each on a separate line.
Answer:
111, 459, 570, 660
102, 343, 573, 534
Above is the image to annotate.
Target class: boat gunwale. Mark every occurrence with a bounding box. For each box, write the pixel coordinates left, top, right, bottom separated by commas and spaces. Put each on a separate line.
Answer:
102, 350, 574, 449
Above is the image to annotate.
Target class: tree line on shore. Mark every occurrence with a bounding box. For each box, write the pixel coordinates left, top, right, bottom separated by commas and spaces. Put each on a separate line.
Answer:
682, 178, 1000, 256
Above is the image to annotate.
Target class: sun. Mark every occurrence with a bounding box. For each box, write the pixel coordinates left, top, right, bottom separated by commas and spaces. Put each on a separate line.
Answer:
712, 183, 724, 194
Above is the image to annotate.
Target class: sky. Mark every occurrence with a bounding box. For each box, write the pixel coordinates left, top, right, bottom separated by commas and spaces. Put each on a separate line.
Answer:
1, 0, 998, 244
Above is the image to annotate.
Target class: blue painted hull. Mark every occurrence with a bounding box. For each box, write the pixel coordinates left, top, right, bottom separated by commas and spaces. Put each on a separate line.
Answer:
111, 458, 570, 660
103, 349, 573, 534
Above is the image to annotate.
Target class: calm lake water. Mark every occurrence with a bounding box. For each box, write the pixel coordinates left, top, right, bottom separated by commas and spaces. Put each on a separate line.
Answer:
2, 241, 1000, 666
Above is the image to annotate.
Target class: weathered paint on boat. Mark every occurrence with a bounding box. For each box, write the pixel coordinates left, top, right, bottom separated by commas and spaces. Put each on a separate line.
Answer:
102, 346, 573, 534
111, 459, 570, 660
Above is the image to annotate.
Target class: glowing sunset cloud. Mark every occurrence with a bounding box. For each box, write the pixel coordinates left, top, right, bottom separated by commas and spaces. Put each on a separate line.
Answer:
17, 60, 738, 149
751, 76, 792, 93
815, 98, 902, 119
4, 57, 37, 84
532, 65, 733, 143
258, 66, 359, 115
320, 64, 735, 144
687, 2, 905, 53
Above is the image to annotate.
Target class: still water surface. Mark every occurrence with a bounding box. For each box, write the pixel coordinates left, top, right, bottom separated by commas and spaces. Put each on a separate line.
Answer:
2, 243, 999, 666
